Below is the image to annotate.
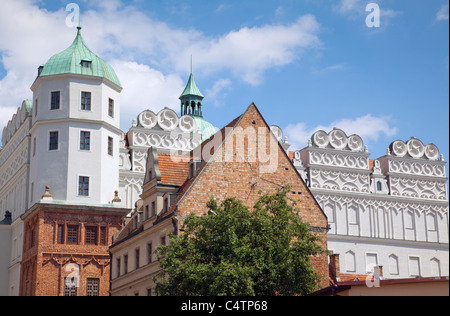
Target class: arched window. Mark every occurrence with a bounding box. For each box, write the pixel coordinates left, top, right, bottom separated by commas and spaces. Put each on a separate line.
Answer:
377, 181, 382, 191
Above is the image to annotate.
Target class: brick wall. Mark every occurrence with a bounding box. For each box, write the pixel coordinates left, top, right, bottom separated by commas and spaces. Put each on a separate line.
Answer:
176, 104, 329, 288
20, 205, 126, 296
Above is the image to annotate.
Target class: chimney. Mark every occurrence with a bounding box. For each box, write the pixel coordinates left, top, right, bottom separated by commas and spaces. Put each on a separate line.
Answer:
329, 254, 341, 281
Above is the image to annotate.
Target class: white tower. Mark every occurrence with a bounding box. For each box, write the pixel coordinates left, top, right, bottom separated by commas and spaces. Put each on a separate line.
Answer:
29, 26, 123, 206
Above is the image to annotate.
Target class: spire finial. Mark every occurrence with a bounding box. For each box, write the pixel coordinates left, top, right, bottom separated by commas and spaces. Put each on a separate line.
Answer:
190, 54, 193, 74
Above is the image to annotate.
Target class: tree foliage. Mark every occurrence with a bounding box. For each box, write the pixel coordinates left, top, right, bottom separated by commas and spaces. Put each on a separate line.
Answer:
154, 187, 325, 296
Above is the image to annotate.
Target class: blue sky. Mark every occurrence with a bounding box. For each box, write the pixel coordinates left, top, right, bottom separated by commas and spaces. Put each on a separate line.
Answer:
0, 0, 448, 167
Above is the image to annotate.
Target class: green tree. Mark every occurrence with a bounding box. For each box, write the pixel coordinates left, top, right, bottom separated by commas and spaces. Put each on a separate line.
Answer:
154, 187, 326, 296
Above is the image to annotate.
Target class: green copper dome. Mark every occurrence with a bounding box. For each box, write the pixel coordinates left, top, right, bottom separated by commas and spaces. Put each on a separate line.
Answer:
191, 116, 217, 141
38, 27, 122, 88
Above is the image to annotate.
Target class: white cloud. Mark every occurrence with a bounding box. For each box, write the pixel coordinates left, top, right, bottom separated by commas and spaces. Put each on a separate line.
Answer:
0, 0, 322, 139
333, 0, 364, 15
437, 3, 449, 21
109, 61, 185, 127
312, 64, 346, 74
284, 115, 398, 151
205, 78, 232, 107
171, 15, 322, 85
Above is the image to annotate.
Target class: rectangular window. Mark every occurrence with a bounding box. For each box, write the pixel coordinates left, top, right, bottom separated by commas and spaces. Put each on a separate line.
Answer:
51, 91, 60, 110
151, 201, 156, 217
58, 224, 65, 244
86, 279, 99, 296
67, 225, 79, 244
124, 255, 128, 274
135, 248, 140, 269
33, 137, 36, 157
100, 227, 107, 245
81, 92, 91, 111
108, 136, 113, 156
35, 99, 38, 117
78, 176, 89, 196
49, 131, 59, 151
116, 258, 121, 277
64, 279, 77, 296
108, 98, 114, 117
80, 131, 91, 151
85, 226, 98, 245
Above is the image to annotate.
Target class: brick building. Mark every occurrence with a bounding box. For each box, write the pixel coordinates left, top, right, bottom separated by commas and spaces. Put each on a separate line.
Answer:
110, 103, 330, 295
20, 202, 127, 296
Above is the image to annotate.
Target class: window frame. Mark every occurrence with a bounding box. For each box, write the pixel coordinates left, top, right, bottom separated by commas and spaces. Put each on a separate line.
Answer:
108, 98, 114, 118
81, 91, 92, 111
86, 278, 99, 296
67, 225, 79, 245
78, 176, 90, 197
48, 130, 59, 151
79, 130, 91, 151
50, 91, 61, 110
85, 226, 98, 245
108, 136, 113, 156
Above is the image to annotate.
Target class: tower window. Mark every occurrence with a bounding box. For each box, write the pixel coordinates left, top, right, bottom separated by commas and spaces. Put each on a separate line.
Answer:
49, 131, 59, 151
80, 131, 91, 151
81, 92, 91, 111
51, 91, 60, 110
108, 98, 114, 117
78, 176, 89, 196
108, 137, 113, 156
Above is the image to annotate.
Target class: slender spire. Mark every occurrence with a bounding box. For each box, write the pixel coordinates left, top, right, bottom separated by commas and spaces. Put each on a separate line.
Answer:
190, 54, 193, 74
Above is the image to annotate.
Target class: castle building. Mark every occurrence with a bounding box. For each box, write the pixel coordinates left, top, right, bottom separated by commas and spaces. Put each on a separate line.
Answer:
0, 27, 130, 296
292, 129, 449, 279
118, 71, 217, 210
0, 27, 448, 296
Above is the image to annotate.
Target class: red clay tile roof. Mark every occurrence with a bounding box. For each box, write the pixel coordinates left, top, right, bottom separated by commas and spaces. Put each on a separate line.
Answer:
158, 154, 190, 187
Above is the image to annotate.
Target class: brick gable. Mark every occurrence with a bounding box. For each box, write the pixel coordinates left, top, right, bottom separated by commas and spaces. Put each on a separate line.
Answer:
171, 103, 329, 286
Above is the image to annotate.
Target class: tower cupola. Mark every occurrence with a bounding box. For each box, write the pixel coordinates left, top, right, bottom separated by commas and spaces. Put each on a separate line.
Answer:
179, 73, 204, 117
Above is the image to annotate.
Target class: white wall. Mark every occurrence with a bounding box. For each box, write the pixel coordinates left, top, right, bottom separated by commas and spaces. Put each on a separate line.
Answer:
329, 237, 449, 279
30, 75, 122, 205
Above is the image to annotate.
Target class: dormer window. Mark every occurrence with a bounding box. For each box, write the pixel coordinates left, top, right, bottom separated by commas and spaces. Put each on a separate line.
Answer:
81, 59, 92, 68
38, 65, 44, 76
